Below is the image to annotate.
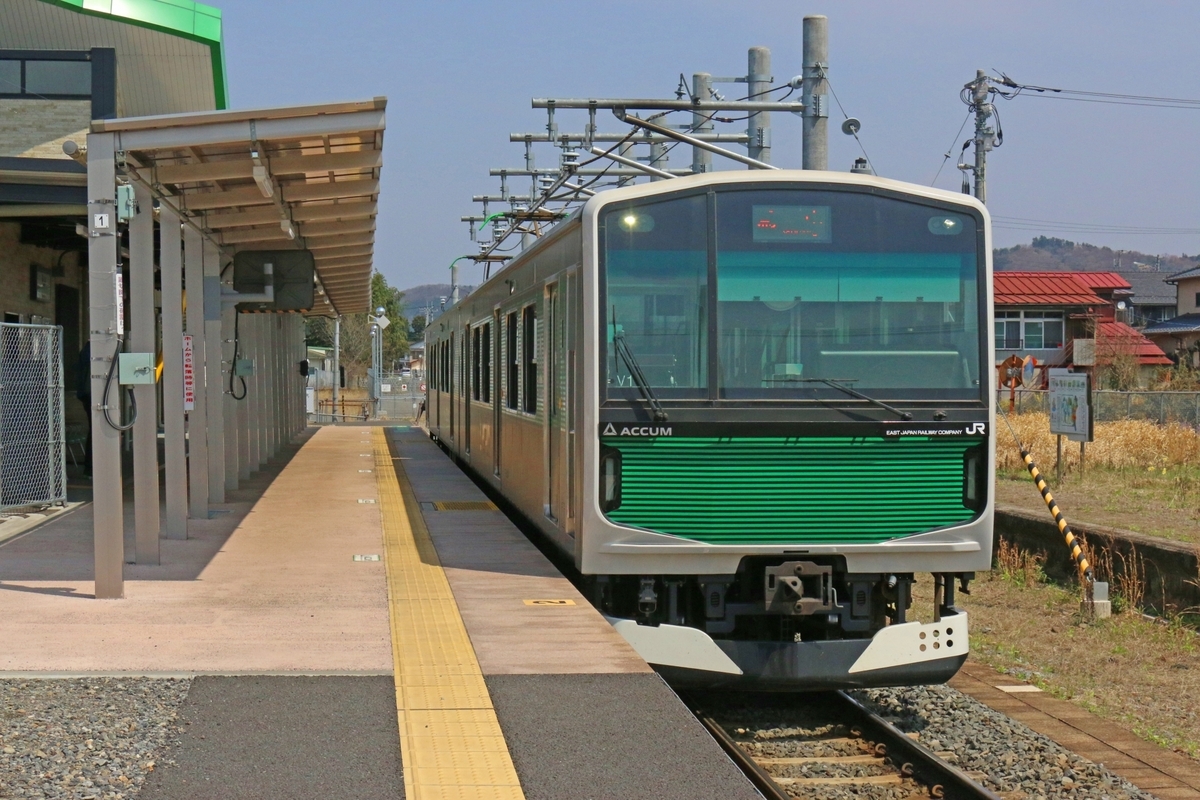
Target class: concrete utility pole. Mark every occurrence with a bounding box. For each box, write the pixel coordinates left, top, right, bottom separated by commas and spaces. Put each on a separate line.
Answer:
691, 73, 714, 174
971, 69, 994, 204
747, 48, 771, 165
802, 15, 829, 170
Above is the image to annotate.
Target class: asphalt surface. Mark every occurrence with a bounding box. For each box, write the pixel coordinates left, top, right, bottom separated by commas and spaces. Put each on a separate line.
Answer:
138, 676, 403, 800
485, 673, 762, 800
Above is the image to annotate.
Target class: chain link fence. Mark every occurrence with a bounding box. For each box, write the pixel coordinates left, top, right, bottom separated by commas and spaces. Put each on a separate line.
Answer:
376, 373, 423, 421
997, 388, 1200, 428
0, 323, 66, 509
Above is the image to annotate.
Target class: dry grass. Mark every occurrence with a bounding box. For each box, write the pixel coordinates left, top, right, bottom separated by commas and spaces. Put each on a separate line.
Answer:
995, 411, 1200, 544
996, 412, 1200, 473
1085, 537, 1149, 613
995, 538, 1047, 588
910, 560, 1200, 761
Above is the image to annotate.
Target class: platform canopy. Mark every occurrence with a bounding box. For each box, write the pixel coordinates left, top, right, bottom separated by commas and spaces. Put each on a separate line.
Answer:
90, 97, 386, 314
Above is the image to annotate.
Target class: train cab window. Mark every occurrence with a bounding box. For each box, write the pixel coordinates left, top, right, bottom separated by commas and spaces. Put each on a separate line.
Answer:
600, 193, 708, 400
472, 326, 482, 401
522, 305, 538, 414
481, 322, 492, 404
506, 312, 519, 410
715, 189, 983, 401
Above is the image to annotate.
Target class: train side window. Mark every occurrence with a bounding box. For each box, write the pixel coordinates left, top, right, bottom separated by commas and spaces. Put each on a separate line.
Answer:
522, 304, 538, 414
472, 326, 482, 401
506, 312, 519, 410
481, 322, 492, 404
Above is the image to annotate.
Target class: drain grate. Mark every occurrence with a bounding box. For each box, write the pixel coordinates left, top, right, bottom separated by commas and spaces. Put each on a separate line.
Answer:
428, 501, 498, 512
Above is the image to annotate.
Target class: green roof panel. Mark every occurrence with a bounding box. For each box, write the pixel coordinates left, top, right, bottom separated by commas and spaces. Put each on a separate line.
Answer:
40, 0, 228, 109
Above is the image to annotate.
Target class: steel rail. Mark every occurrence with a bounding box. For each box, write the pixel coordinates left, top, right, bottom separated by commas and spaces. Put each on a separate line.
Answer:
832, 691, 1003, 800
692, 692, 1001, 800
694, 714, 791, 800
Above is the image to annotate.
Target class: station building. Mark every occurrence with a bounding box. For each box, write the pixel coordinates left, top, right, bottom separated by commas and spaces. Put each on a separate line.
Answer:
0, 0, 382, 598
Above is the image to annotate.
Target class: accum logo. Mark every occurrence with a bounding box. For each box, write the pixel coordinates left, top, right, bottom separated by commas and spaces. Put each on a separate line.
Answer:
603, 423, 672, 437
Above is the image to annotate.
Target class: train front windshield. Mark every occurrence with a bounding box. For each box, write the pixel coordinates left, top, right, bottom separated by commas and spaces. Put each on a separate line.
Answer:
600, 186, 985, 403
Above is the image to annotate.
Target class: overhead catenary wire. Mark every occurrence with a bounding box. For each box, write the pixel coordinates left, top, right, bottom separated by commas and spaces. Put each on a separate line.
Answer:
931, 110, 973, 186
820, 71, 877, 174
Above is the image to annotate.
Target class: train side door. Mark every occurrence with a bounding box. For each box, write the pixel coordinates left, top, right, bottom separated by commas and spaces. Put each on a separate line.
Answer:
564, 269, 577, 536
547, 274, 576, 530
493, 308, 502, 478
463, 322, 471, 458
545, 282, 559, 520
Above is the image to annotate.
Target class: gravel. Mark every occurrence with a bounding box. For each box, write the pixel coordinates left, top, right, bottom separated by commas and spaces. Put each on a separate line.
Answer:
852, 684, 1159, 800
0, 678, 191, 800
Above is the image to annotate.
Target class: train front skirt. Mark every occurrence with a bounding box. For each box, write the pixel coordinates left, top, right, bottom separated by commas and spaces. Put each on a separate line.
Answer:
607, 611, 970, 691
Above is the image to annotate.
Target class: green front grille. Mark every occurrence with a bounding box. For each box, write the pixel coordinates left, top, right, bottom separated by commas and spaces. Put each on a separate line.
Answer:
603, 436, 979, 545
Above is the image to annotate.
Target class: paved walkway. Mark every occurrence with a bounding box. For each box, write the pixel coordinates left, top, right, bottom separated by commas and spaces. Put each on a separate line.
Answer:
0, 426, 391, 674
952, 659, 1200, 799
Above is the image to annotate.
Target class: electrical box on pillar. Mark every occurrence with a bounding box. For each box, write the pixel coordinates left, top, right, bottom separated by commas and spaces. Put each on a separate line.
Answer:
232, 251, 315, 312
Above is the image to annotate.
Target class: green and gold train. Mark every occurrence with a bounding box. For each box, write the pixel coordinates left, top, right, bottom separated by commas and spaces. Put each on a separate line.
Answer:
427, 170, 995, 689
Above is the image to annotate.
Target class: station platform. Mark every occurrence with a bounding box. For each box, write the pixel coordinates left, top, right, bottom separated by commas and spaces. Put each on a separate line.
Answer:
0, 425, 759, 799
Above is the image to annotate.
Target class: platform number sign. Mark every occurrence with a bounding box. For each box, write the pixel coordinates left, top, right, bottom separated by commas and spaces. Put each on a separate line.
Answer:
523, 599, 577, 606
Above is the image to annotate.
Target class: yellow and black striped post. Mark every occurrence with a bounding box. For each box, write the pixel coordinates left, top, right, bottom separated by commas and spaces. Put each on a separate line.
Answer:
1019, 447, 1093, 581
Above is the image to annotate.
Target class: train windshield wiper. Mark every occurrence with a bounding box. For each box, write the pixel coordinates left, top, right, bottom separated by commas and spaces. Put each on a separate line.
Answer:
792, 378, 912, 421
611, 326, 668, 422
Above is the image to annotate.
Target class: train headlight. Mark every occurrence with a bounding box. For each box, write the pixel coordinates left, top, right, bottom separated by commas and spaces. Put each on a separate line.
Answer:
600, 446, 622, 512
616, 212, 655, 232
928, 215, 964, 235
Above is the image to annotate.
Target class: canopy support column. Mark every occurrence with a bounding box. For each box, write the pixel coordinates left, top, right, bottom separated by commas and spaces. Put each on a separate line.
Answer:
160, 205, 188, 539
86, 131, 124, 599
203, 237, 225, 503
130, 181, 160, 564
183, 225, 209, 519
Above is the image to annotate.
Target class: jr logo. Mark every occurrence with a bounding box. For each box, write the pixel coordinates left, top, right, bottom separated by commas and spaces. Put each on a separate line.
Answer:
966, 422, 986, 435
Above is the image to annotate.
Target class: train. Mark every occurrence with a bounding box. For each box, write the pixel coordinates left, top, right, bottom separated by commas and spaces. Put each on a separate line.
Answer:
425, 170, 995, 690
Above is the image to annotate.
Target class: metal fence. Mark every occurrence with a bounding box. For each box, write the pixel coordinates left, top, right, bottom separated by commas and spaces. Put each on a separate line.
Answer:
0, 323, 66, 510
377, 373, 423, 421
997, 388, 1200, 427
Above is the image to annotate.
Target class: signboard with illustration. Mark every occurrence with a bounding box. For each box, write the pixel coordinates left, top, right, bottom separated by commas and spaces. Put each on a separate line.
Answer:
1048, 368, 1092, 442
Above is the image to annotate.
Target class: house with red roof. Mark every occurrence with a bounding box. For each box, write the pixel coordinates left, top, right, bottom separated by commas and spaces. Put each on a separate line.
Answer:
994, 271, 1170, 387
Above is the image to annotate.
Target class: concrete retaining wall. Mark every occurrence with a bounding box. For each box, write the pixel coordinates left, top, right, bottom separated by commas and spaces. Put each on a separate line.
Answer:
995, 504, 1200, 613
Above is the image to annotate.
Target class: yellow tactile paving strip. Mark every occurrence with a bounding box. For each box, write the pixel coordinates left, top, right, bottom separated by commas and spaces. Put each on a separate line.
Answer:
374, 428, 525, 800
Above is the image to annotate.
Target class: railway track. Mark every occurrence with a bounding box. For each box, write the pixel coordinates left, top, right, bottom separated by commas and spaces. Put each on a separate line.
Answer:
689, 690, 1002, 800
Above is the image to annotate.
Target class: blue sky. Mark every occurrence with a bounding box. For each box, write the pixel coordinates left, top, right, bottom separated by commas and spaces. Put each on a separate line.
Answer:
215, 0, 1200, 290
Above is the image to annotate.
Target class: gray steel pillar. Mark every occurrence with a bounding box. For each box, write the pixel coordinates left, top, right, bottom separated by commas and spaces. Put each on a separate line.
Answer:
183, 226, 209, 519
265, 317, 277, 459
244, 314, 260, 472
236, 311, 251, 480
802, 15, 829, 171
223, 294, 239, 493
254, 315, 268, 466
691, 73, 713, 174
747, 48, 771, 165
85, 131, 123, 599
202, 238, 224, 503
160, 206, 188, 540
331, 315, 340, 420
129, 181, 160, 564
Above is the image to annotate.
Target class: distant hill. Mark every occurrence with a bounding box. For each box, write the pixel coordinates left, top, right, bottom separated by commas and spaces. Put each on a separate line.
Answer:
994, 237, 1196, 273
399, 283, 476, 318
